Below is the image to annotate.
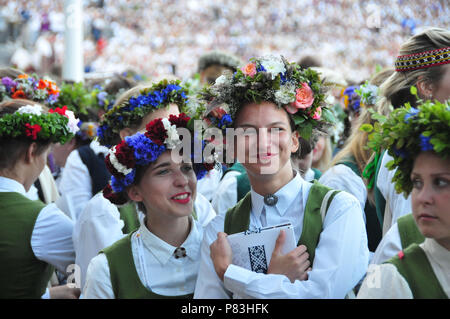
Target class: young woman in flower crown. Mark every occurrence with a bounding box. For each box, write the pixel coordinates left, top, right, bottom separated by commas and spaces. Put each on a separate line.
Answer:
83, 113, 215, 298
194, 55, 369, 299
73, 80, 216, 292
368, 27, 450, 237
357, 100, 450, 299
0, 99, 80, 299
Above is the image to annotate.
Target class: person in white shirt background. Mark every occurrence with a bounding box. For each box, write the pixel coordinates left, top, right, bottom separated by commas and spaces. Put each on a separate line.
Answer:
0, 99, 79, 299
357, 99, 450, 299
74, 80, 217, 293
368, 27, 450, 265
369, 27, 450, 236
83, 112, 216, 298
194, 55, 369, 299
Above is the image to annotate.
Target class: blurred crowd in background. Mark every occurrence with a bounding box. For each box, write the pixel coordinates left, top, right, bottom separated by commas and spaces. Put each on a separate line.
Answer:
1, 0, 449, 84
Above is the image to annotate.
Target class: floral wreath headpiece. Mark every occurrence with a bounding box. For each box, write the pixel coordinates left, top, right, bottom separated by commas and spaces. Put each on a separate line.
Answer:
201, 55, 334, 140
0, 104, 80, 144
103, 113, 215, 205
362, 93, 450, 197
395, 46, 450, 72
0, 74, 60, 105
341, 82, 379, 113
97, 79, 189, 147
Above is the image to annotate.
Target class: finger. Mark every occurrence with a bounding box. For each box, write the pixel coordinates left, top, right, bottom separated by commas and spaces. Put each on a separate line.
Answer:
290, 244, 307, 256
272, 230, 286, 256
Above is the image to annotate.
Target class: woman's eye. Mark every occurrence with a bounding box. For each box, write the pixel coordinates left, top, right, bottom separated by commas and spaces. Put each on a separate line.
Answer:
434, 178, 449, 188
182, 165, 193, 173
156, 169, 169, 175
411, 178, 423, 189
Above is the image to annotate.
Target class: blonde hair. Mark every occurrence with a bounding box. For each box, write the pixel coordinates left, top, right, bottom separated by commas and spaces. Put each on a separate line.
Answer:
376, 27, 450, 116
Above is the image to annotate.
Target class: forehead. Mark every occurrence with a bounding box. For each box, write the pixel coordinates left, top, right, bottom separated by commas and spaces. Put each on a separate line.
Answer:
234, 101, 291, 128
413, 152, 450, 174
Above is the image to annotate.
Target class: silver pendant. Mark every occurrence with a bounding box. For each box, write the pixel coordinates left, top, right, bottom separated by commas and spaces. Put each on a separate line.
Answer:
263, 194, 278, 206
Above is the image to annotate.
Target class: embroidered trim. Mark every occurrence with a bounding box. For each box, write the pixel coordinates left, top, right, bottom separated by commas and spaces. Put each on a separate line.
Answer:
395, 46, 450, 72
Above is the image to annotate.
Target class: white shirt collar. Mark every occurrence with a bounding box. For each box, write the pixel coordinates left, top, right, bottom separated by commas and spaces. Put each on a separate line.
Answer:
138, 216, 202, 266
423, 238, 450, 268
250, 172, 304, 219
0, 176, 27, 194
90, 139, 110, 156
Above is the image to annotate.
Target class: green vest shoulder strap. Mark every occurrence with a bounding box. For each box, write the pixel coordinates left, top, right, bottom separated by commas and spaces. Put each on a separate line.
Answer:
118, 203, 140, 234
224, 181, 339, 265
101, 232, 193, 299
0, 192, 54, 298
299, 181, 339, 263
397, 213, 425, 249
373, 149, 387, 226
386, 243, 447, 299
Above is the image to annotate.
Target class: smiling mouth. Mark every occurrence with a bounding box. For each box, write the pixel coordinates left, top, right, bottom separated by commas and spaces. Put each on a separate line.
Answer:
171, 192, 191, 204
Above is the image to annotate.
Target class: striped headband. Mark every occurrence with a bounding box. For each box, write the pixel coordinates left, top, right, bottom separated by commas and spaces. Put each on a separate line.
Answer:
395, 46, 450, 72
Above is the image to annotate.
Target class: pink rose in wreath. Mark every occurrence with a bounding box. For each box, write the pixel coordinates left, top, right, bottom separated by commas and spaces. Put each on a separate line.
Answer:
284, 82, 315, 114
241, 63, 257, 77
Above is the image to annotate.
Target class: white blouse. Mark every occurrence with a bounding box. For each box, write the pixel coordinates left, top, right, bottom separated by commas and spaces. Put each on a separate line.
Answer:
56, 139, 109, 221
83, 215, 208, 298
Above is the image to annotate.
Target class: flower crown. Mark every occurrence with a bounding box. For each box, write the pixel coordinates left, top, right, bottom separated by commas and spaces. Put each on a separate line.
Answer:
363, 94, 450, 197
1, 74, 60, 105
201, 55, 334, 140
103, 113, 215, 205
97, 80, 189, 147
0, 104, 80, 144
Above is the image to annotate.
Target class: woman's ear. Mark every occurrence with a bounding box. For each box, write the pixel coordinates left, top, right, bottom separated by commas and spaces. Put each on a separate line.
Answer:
416, 76, 434, 99
25, 142, 39, 164
127, 185, 143, 202
291, 130, 300, 154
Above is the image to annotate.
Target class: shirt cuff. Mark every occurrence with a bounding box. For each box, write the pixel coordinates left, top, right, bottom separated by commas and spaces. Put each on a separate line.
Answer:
41, 288, 50, 299
223, 264, 255, 295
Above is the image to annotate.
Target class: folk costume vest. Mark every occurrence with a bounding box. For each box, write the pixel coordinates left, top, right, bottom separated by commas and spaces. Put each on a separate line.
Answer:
0, 192, 55, 298
101, 211, 198, 299
224, 180, 339, 265
386, 243, 447, 299
397, 213, 425, 249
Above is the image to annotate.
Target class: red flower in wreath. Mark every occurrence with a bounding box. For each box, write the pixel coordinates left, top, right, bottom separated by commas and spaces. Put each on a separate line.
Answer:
24, 123, 42, 140
12, 89, 27, 99
49, 105, 68, 117
114, 140, 136, 168
103, 183, 128, 205
168, 113, 190, 128
145, 118, 167, 145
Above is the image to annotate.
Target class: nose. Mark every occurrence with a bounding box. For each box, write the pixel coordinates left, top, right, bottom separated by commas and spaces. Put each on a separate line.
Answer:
173, 168, 189, 187
415, 182, 435, 206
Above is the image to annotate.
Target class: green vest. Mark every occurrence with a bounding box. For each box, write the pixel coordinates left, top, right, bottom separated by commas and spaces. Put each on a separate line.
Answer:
386, 243, 447, 299
118, 202, 141, 234
397, 213, 425, 249
337, 156, 382, 252
373, 150, 387, 226
101, 232, 193, 299
0, 192, 55, 298
222, 162, 251, 202
224, 180, 339, 265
